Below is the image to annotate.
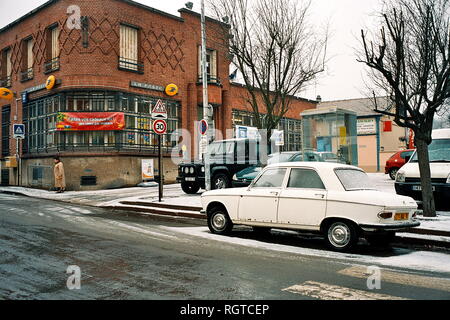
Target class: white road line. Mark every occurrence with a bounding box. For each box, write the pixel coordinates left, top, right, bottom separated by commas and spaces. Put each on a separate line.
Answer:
282, 281, 408, 300
339, 266, 450, 292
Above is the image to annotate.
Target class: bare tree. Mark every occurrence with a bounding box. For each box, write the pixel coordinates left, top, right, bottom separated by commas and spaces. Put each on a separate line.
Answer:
209, 0, 328, 150
358, 0, 450, 217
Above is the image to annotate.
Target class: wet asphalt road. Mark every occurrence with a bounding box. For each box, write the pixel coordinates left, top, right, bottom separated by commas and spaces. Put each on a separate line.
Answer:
0, 193, 449, 300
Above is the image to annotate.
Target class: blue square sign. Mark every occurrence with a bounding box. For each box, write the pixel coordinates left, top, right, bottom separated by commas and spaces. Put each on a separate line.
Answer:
13, 124, 25, 139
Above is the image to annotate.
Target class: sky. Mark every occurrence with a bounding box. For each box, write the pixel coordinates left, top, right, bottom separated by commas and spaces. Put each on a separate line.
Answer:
0, 0, 383, 102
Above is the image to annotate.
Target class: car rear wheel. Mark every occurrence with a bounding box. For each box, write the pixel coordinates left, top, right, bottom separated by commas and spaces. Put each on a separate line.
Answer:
181, 182, 200, 194
212, 173, 230, 190
325, 221, 359, 252
207, 206, 233, 235
389, 168, 399, 180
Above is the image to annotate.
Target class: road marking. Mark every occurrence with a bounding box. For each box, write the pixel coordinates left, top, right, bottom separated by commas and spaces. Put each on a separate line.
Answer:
339, 266, 450, 292
282, 281, 408, 300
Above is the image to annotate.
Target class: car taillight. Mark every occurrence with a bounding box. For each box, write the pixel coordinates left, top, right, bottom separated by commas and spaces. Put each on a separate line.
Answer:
378, 211, 393, 219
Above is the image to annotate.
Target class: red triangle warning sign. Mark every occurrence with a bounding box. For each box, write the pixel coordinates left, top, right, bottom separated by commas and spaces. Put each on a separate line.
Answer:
151, 99, 168, 119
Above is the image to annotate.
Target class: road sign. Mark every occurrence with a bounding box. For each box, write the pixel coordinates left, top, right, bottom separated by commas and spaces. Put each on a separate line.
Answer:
151, 99, 168, 119
13, 124, 25, 139
199, 119, 208, 135
153, 119, 167, 135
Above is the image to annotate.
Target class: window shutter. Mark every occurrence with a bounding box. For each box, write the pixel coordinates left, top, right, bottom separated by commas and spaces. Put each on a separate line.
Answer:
27, 39, 34, 69
51, 27, 59, 59
120, 25, 138, 61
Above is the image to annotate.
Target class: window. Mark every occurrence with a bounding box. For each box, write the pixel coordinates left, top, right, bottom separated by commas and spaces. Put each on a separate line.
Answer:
45, 24, 60, 73
252, 168, 287, 188
287, 168, 325, 189
400, 151, 413, 159
1, 106, 11, 157
0, 48, 12, 87
198, 47, 218, 83
119, 24, 143, 73
335, 169, 376, 191
21, 37, 34, 81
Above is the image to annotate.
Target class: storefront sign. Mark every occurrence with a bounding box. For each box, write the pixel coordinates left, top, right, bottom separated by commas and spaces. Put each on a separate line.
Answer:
142, 159, 155, 180
130, 81, 164, 92
22, 79, 62, 94
236, 125, 259, 139
46, 75, 56, 90
357, 118, 377, 135
0, 87, 13, 100
56, 112, 125, 131
165, 83, 178, 96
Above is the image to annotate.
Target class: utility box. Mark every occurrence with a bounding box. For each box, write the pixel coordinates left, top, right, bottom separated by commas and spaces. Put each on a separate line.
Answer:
4, 156, 18, 168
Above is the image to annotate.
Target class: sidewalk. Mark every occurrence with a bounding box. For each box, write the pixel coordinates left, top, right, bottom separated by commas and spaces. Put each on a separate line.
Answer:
2, 178, 450, 249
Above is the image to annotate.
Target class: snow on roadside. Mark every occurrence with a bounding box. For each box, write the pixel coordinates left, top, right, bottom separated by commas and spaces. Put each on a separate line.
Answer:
163, 226, 450, 274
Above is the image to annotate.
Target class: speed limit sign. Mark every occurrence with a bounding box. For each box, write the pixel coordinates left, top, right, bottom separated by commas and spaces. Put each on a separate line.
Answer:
153, 119, 167, 135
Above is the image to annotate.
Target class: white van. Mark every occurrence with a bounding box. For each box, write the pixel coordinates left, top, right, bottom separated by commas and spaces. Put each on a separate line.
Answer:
395, 128, 450, 210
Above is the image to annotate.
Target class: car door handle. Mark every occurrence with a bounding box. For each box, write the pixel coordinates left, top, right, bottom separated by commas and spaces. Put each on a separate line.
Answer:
314, 193, 325, 199
270, 191, 279, 196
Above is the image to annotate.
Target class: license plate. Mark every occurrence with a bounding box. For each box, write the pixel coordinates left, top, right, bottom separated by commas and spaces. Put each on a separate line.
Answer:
412, 185, 435, 191
394, 212, 409, 221
185, 177, 196, 182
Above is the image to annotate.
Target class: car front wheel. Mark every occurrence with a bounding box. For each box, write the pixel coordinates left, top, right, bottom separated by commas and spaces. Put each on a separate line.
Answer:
207, 206, 233, 235
212, 173, 230, 190
389, 168, 399, 180
325, 221, 359, 252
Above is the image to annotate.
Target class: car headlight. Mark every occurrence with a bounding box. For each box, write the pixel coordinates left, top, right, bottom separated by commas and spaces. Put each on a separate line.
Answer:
396, 171, 405, 183
201, 166, 205, 173
232, 174, 237, 181
189, 167, 194, 174
447, 173, 450, 184
184, 167, 189, 174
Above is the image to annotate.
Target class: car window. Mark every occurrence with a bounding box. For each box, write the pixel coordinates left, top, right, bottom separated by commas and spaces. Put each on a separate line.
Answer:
287, 168, 325, 189
252, 168, 287, 188
400, 151, 413, 159
334, 169, 376, 191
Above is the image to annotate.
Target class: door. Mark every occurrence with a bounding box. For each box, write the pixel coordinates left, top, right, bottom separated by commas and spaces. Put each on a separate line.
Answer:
238, 167, 287, 223
277, 168, 327, 227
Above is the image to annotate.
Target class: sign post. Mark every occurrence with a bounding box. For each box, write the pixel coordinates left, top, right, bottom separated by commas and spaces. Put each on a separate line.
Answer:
13, 124, 25, 186
153, 109, 168, 202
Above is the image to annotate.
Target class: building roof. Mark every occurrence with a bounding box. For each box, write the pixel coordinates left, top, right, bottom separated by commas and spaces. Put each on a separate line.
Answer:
0, 0, 184, 34
318, 97, 392, 117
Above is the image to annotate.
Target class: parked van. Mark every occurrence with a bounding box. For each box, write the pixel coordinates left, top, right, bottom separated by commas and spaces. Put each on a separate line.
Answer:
395, 128, 450, 210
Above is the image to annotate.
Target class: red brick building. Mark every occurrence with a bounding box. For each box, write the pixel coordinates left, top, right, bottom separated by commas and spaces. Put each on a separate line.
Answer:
0, 0, 316, 190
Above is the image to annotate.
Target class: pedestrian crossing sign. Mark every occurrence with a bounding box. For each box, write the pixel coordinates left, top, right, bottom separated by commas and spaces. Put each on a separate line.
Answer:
13, 124, 25, 139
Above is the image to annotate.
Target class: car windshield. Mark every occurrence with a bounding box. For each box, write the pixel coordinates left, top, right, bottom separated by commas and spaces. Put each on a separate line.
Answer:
334, 168, 377, 191
410, 139, 450, 162
322, 153, 338, 160
267, 153, 296, 164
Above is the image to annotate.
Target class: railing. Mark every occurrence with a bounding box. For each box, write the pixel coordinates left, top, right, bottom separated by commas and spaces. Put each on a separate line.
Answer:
44, 57, 60, 74
20, 68, 34, 82
0, 76, 12, 88
118, 57, 144, 74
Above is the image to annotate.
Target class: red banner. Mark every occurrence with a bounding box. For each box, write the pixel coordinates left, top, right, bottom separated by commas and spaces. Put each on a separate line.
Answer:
56, 112, 125, 131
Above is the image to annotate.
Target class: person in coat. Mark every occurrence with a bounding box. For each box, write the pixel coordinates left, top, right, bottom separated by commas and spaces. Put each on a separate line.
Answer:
53, 156, 66, 193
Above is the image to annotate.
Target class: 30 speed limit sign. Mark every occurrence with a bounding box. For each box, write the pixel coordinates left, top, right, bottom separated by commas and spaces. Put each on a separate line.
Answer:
153, 119, 167, 135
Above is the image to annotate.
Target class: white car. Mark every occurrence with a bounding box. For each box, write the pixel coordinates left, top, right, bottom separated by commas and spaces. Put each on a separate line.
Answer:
201, 162, 420, 252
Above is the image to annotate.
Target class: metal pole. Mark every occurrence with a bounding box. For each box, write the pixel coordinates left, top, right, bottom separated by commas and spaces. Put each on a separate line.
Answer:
201, 0, 211, 191
158, 134, 163, 202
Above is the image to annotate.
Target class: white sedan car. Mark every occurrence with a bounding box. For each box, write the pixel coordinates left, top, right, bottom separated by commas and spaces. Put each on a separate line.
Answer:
201, 162, 420, 252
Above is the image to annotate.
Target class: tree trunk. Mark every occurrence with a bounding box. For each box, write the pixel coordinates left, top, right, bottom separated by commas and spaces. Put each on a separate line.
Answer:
415, 138, 436, 217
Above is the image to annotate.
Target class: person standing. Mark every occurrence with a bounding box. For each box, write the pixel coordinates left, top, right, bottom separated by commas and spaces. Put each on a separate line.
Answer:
53, 156, 66, 193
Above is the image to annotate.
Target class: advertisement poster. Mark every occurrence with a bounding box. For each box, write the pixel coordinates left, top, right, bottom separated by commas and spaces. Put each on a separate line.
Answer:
56, 112, 125, 131
142, 159, 154, 180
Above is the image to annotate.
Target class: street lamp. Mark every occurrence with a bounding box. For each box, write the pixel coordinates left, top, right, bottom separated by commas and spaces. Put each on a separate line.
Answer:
201, 0, 211, 191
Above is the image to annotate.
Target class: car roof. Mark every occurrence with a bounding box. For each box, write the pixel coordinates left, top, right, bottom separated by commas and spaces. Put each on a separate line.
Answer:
266, 161, 361, 170
432, 128, 450, 139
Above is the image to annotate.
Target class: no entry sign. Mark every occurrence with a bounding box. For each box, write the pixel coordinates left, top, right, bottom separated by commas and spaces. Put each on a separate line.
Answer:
153, 119, 167, 135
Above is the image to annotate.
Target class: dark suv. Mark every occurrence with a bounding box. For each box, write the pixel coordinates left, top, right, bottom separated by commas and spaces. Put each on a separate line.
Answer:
177, 138, 261, 194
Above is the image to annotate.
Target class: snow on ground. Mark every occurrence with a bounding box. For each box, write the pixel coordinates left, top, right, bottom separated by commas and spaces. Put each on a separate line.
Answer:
163, 226, 450, 274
